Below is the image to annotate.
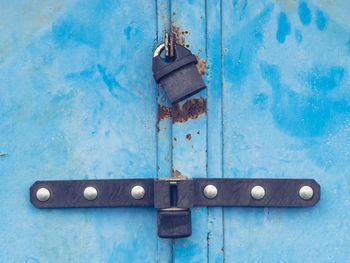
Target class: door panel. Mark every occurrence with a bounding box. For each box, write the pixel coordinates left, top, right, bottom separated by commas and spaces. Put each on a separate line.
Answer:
0, 1, 159, 262
169, 1, 224, 263
222, 1, 350, 262
170, 1, 208, 262
1, 1, 349, 262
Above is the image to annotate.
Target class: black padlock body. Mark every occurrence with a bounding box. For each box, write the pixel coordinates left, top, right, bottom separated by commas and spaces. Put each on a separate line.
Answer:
157, 209, 192, 238
152, 43, 206, 104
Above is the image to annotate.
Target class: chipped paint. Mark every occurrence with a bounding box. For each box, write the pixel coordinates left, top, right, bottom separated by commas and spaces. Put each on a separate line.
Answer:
172, 168, 183, 178
157, 97, 207, 126
171, 25, 191, 48
172, 98, 207, 123
0, 153, 7, 157
196, 57, 206, 76
186, 133, 192, 141
158, 104, 172, 122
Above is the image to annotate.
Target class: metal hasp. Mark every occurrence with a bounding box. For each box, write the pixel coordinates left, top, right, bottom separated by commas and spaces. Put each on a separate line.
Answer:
30, 178, 320, 238
152, 43, 206, 104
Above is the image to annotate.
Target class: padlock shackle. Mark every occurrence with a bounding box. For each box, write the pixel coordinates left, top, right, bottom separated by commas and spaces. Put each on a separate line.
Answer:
153, 43, 165, 57
152, 43, 197, 82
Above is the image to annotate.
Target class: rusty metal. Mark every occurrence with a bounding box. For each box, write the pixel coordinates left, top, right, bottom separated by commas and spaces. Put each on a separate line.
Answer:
164, 32, 175, 60
164, 32, 169, 58
169, 32, 175, 58
157, 98, 207, 124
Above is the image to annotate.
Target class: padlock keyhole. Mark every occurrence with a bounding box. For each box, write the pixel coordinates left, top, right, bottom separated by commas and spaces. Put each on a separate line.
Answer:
170, 184, 177, 207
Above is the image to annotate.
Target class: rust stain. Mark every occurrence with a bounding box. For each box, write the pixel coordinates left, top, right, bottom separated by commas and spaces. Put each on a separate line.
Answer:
186, 133, 191, 141
158, 104, 172, 122
171, 25, 190, 47
157, 98, 207, 126
157, 91, 206, 130
196, 57, 206, 76
172, 97, 207, 123
172, 168, 183, 178
173, 137, 177, 142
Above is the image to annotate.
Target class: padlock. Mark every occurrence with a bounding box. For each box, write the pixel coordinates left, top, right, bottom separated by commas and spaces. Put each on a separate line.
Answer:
157, 208, 192, 238
152, 43, 206, 104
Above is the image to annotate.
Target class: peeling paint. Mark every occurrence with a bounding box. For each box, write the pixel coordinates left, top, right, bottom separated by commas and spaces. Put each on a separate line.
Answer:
196, 57, 206, 76
157, 97, 207, 125
172, 98, 207, 123
172, 168, 183, 178
158, 104, 172, 122
171, 25, 191, 48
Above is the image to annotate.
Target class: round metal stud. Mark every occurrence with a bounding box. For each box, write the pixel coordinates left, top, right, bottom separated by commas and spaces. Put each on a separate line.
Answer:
203, 185, 218, 199
36, 188, 50, 202
131, 185, 145, 200
299, 186, 313, 200
83, 186, 98, 201
251, 186, 265, 200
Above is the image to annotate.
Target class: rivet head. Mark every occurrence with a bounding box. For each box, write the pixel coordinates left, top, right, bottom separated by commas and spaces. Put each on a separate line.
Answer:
299, 186, 313, 200
251, 186, 265, 200
36, 188, 50, 202
84, 186, 98, 201
131, 185, 145, 200
203, 185, 218, 199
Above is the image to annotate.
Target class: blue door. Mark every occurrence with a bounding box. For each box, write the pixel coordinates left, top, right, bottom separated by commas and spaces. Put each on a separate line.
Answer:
1, 1, 349, 262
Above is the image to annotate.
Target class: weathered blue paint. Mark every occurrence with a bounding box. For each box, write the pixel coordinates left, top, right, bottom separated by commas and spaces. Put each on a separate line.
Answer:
223, 1, 350, 262
277, 12, 291, 44
0, 1, 158, 262
1, 0, 350, 262
156, 0, 173, 262
316, 10, 327, 31
170, 1, 208, 262
298, 2, 312, 25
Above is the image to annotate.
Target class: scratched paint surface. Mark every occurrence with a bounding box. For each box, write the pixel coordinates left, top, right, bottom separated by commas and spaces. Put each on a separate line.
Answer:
222, 0, 350, 262
0, 1, 159, 262
1, 0, 350, 262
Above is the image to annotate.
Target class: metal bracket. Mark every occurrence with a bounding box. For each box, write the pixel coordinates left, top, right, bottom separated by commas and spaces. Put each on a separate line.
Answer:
30, 178, 320, 238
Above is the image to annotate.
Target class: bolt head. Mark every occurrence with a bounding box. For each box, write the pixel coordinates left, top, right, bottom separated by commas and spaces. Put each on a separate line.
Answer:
203, 185, 218, 199
131, 185, 145, 200
251, 186, 265, 200
299, 186, 313, 200
84, 186, 98, 201
36, 188, 50, 202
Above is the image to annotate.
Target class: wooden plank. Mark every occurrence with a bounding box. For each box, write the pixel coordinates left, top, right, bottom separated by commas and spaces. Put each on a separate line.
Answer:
0, 1, 159, 262
170, 1, 208, 262
222, 0, 350, 262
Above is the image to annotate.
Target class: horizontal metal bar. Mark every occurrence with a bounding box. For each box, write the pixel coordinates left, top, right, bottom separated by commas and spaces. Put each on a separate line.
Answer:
30, 179, 154, 208
30, 178, 320, 208
192, 178, 320, 207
